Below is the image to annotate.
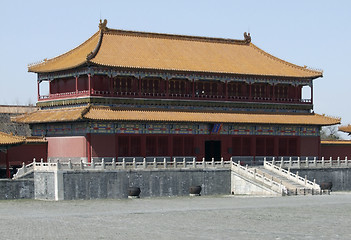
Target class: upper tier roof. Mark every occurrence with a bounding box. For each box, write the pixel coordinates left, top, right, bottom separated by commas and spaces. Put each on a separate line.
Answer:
28, 20, 322, 79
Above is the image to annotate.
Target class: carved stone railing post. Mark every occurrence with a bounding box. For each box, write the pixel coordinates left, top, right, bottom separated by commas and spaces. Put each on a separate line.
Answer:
143, 158, 147, 169
174, 157, 177, 169
297, 157, 300, 168
346, 156, 348, 167
91, 158, 95, 169
183, 158, 186, 168
68, 159, 72, 169
133, 158, 136, 168
163, 158, 167, 168
80, 159, 84, 170
305, 157, 309, 168
202, 158, 205, 168
122, 158, 126, 169
22, 162, 27, 174
101, 158, 105, 169
57, 160, 61, 170
112, 158, 116, 169
321, 157, 325, 167
193, 157, 196, 168
337, 157, 340, 167
253, 168, 256, 179
153, 158, 157, 168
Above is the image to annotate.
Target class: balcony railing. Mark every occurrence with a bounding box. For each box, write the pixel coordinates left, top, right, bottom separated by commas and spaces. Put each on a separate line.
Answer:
38, 90, 312, 105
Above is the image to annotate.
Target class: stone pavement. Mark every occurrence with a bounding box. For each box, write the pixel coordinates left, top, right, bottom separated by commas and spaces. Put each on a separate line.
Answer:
0, 194, 351, 239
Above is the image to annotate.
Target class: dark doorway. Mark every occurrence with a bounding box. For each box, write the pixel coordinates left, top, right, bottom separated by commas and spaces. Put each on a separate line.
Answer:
205, 141, 221, 161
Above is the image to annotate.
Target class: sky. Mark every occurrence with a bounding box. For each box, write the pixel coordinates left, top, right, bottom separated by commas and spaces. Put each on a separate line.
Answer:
0, 0, 350, 137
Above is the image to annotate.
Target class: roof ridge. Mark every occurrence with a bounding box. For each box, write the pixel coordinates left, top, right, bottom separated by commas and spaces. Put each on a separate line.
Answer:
104, 28, 250, 45
250, 43, 323, 77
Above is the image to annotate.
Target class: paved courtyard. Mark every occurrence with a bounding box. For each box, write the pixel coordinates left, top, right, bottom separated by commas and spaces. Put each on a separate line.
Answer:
0, 193, 351, 239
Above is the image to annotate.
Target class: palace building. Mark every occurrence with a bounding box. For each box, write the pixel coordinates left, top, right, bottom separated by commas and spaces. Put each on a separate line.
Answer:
14, 20, 339, 163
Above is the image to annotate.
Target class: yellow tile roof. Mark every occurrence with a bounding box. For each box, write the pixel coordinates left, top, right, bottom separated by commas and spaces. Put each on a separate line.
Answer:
13, 105, 340, 126
84, 107, 339, 125
12, 106, 87, 123
339, 125, 351, 133
28, 32, 100, 73
28, 22, 322, 78
0, 132, 25, 146
25, 136, 47, 144
321, 140, 351, 145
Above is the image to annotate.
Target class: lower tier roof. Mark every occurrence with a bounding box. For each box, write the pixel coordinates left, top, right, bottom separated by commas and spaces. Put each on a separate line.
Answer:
0, 132, 47, 146
12, 105, 340, 126
339, 125, 351, 134
0, 132, 25, 146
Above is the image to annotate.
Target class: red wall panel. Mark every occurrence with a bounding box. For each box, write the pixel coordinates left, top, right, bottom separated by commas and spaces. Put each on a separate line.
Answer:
91, 134, 116, 157
321, 144, 351, 159
300, 136, 320, 157
0, 143, 47, 167
47, 136, 87, 158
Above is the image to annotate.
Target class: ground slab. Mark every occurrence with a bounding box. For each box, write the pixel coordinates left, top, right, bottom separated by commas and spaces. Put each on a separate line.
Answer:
0, 193, 351, 239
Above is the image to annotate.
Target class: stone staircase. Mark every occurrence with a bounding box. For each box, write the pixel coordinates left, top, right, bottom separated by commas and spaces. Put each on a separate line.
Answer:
230, 159, 322, 195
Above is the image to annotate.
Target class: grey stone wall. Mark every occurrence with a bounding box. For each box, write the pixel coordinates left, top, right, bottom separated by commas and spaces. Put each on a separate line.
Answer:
34, 172, 55, 200
0, 113, 31, 136
62, 169, 231, 200
0, 179, 34, 200
291, 168, 351, 191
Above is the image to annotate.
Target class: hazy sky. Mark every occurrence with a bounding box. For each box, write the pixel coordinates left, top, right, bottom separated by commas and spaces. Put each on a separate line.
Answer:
1, 0, 350, 135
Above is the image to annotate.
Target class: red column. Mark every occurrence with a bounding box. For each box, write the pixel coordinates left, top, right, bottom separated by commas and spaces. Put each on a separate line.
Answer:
168, 135, 173, 160
166, 77, 169, 98
110, 76, 114, 96
249, 83, 252, 100
251, 136, 256, 161
5, 149, 10, 178
141, 135, 146, 157
37, 80, 40, 100
88, 74, 92, 95
317, 136, 321, 159
192, 79, 195, 99
115, 134, 119, 159
276, 137, 280, 157
138, 76, 142, 97
86, 133, 92, 162
225, 81, 228, 100
75, 76, 78, 94
272, 84, 275, 102
311, 82, 314, 104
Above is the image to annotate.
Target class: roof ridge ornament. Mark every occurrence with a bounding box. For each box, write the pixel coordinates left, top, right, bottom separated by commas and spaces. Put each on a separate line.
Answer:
99, 19, 108, 32
244, 32, 251, 43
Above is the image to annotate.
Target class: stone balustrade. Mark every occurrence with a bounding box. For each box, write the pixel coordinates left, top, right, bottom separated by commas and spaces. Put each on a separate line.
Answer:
273, 157, 350, 169
230, 159, 287, 195
264, 159, 320, 191
14, 157, 232, 179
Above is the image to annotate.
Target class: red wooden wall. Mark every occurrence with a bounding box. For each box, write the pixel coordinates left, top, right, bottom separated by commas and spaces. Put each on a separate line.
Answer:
321, 143, 351, 159
0, 143, 47, 167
